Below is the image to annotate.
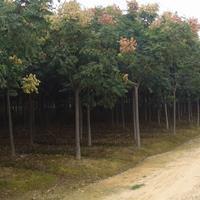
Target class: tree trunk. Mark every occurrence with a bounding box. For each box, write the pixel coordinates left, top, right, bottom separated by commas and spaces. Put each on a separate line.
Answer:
134, 85, 141, 148
178, 102, 181, 121
6, 90, 16, 157
87, 105, 92, 147
132, 89, 137, 141
144, 97, 148, 121
75, 88, 81, 160
148, 106, 152, 122
79, 103, 83, 141
111, 109, 114, 127
121, 99, 125, 129
3, 95, 7, 127
29, 95, 34, 146
197, 99, 199, 127
173, 89, 176, 135
115, 104, 120, 126
180, 102, 183, 118
164, 102, 169, 130
158, 108, 161, 126
188, 98, 191, 123
183, 102, 187, 116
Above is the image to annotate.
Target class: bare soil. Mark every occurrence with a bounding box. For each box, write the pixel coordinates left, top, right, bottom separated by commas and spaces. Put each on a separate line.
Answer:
65, 136, 200, 200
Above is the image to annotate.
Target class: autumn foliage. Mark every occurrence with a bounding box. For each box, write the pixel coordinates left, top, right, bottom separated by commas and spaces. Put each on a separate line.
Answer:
119, 37, 137, 53
98, 13, 114, 24
188, 18, 200, 33
22, 74, 40, 94
127, 0, 139, 12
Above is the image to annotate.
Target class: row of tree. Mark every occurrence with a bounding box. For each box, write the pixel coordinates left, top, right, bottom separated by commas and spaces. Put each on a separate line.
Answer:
1, 0, 200, 159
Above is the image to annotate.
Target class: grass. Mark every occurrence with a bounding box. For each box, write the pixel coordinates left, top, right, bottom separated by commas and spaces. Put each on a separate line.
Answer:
0, 168, 56, 191
131, 184, 145, 190
0, 125, 199, 199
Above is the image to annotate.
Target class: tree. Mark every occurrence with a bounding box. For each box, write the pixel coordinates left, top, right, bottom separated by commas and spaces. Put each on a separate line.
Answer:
48, 1, 95, 159
0, 0, 52, 156
0, 1, 25, 156
47, 1, 128, 158
149, 12, 197, 134
22, 73, 40, 145
116, 1, 159, 147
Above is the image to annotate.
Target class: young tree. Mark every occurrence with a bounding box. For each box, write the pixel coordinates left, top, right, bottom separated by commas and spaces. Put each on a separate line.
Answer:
0, 1, 26, 156
149, 12, 196, 134
22, 74, 40, 146
47, 1, 128, 158
0, 0, 52, 156
116, 1, 159, 147
48, 1, 95, 159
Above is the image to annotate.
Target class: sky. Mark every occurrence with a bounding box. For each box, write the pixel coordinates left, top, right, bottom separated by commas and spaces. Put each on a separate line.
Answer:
54, 0, 200, 20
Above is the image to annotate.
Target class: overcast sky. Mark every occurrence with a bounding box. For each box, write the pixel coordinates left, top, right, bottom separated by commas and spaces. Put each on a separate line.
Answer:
54, 0, 200, 20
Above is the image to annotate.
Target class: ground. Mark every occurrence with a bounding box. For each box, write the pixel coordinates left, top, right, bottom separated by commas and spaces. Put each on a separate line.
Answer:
66, 134, 200, 200
0, 126, 200, 200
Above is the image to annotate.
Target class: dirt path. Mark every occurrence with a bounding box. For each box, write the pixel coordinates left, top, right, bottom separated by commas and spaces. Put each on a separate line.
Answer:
66, 136, 200, 200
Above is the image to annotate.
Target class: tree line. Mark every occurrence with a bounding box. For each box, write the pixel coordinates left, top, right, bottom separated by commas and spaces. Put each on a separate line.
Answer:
0, 0, 200, 159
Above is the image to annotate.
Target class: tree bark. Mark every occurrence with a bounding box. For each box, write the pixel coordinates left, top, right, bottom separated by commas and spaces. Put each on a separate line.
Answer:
75, 88, 81, 160
121, 98, 125, 129
173, 89, 176, 135
178, 101, 181, 121
191, 102, 193, 119
188, 98, 191, 123
6, 90, 16, 157
29, 95, 34, 146
180, 102, 183, 118
79, 103, 83, 141
134, 85, 141, 148
115, 105, 119, 126
3, 95, 7, 127
164, 102, 169, 130
158, 108, 161, 126
148, 106, 152, 122
111, 109, 114, 127
87, 105, 92, 147
183, 102, 187, 116
197, 99, 199, 127
144, 97, 148, 121
132, 89, 137, 141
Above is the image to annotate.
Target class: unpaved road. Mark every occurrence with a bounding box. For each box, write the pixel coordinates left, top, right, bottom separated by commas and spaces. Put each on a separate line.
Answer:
66, 136, 200, 200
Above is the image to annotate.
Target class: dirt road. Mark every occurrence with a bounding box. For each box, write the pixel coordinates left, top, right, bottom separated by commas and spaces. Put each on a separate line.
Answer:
66, 136, 200, 200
